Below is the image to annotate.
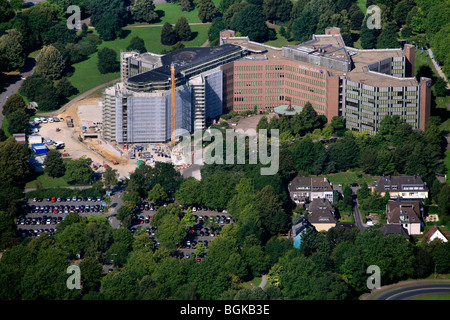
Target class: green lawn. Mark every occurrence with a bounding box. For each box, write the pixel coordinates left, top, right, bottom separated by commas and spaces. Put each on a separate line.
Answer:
25, 172, 72, 189
321, 171, 379, 186
414, 49, 450, 130
444, 150, 450, 183
130, 2, 202, 25
411, 294, 450, 300
357, 0, 367, 12
67, 24, 210, 99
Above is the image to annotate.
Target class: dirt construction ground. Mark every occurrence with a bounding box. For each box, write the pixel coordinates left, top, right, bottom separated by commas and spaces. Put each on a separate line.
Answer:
37, 98, 137, 179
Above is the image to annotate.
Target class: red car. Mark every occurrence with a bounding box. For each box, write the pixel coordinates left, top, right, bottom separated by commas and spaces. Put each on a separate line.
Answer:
51, 197, 56, 203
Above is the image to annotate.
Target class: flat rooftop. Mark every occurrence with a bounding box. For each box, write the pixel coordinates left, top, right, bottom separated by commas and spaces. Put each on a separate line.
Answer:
221, 34, 419, 88
128, 44, 242, 84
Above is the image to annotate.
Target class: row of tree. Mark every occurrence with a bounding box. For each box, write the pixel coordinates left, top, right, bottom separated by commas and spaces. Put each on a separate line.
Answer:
1, 212, 449, 300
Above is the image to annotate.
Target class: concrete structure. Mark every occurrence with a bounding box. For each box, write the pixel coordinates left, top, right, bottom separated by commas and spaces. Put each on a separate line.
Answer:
220, 28, 431, 135
102, 46, 242, 143
371, 175, 429, 199
101, 28, 432, 144
386, 199, 423, 235
288, 176, 334, 205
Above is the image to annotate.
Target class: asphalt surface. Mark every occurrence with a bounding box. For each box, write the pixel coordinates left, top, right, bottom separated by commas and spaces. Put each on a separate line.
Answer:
17, 189, 233, 259
130, 207, 233, 258
0, 57, 37, 127
372, 283, 450, 300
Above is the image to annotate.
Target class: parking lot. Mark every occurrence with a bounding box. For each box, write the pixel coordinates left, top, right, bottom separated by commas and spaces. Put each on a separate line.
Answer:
16, 196, 106, 238
129, 205, 233, 259
17, 196, 234, 260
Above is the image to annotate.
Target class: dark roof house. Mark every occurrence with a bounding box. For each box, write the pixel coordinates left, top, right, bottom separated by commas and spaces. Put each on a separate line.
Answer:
307, 198, 337, 231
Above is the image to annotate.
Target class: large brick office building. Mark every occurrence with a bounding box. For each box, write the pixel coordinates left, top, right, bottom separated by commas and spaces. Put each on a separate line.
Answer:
220, 28, 431, 135
101, 27, 431, 144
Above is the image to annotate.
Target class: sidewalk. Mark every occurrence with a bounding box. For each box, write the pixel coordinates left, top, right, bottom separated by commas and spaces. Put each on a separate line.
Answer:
427, 48, 450, 89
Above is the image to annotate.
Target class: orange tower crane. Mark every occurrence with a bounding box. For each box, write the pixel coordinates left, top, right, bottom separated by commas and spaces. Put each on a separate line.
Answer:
170, 62, 176, 147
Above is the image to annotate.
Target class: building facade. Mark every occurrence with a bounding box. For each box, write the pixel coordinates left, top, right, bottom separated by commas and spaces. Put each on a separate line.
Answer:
101, 28, 432, 144
386, 199, 423, 235
220, 28, 431, 135
371, 175, 429, 199
288, 176, 334, 205
102, 46, 243, 143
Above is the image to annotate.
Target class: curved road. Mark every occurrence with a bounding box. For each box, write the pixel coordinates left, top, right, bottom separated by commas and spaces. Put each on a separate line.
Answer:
363, 280, 450, 300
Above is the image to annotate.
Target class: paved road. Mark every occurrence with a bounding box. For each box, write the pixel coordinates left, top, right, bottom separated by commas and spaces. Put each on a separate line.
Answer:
353, 197, 366, 231
370, 282, 450, 300
0, 57, 37, 127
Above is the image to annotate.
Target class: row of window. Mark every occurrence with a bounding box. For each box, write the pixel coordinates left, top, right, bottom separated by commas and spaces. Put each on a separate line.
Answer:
234, 81, 263, 87
286, 81, 325, 95
234, 65, 264, 71
284, 66, 325, 79
234, 96, 263, 102
234, 88, 263, 94
265, 65, 284, 71
234, 73, 263, 79
285, 88, 326, 103
285, 73, 326, 87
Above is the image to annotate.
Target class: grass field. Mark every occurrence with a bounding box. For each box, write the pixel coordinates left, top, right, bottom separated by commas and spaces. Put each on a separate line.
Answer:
411, 294, 450, 300
128, 0, 221, 25
444, 150, 450, 183
320, 171, 379, 186
129, 2, 202, 25
414, 49, 450, 130
67, 24, 210, 99
357, 0, 367, 12
25, 172, 72, 189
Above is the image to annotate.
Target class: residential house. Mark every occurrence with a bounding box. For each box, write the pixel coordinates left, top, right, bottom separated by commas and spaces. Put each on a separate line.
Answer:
291, 218, 316, 249
371, 175, 428, 199
386, 199, 423, 235
288, 176, 334, 205
307, 198, 337, 232
424, 225, 449, 243
379, 224, 410, 240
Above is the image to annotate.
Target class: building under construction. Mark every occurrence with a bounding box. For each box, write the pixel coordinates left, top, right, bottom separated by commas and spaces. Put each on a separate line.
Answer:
101, 27, 432, 144
101, 45, 243, 144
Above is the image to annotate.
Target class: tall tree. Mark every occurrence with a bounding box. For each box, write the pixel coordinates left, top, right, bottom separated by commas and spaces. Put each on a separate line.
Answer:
2, 93, 27, 118
103, 166, 119, 191
198, 0, 218, 22
44, 149, 66, 178
97, 47, 120, 74
180, 0, 195, 11
160, 22, 179, 46
0, 137, 31, 186
35, 45, 65, 80
360, 16, 379, 49
376, 22, 400, 49
263, 0, 293, 23
231, 4, 269, 42
0, 29, 25, 72
64, 157, 94, 184
148, 183, 169, 205
174, 16, 192, 41
126, 36, 147, 53
130, 0, 158, 23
